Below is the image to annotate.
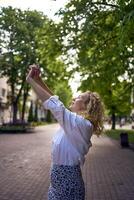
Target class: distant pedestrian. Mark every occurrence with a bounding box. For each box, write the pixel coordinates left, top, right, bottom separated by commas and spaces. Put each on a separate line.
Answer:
120, 118, 125, 127
26, 64, 104, 200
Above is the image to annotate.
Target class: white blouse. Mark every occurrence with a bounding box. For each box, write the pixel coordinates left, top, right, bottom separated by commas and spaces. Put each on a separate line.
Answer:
43, 95, 93, 166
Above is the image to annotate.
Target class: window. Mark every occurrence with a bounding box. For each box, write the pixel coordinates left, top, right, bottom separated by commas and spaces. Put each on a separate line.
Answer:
2, 88, 6, 97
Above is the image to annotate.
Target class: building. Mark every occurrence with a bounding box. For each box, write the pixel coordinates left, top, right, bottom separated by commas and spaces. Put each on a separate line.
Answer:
29, 90, 47, 121
0, 77, 11, 124
0, 77, 46, 124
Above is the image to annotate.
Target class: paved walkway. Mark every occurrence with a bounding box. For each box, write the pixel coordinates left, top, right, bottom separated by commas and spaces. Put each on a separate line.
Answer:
104, 123, 134, 130
0, 124, 134, 200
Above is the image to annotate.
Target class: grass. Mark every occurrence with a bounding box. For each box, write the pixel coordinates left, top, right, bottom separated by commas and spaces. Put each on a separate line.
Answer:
104, 129, 134, 143
30, 121, 48, 127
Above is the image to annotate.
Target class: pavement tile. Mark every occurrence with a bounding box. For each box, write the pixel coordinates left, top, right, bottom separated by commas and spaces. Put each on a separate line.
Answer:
0, 124, 134, 200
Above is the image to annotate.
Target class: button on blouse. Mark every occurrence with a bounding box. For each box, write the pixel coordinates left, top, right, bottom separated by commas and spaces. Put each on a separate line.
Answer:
43, 95, 93, 166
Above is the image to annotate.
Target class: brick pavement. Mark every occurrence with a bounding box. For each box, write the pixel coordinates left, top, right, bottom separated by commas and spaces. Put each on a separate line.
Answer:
0, 124, 134, 200
83, 135, 134, 200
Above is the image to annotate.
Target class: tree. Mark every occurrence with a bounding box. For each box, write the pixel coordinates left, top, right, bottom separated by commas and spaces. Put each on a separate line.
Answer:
58, 0, 134, 128
35, 20, 73, 122
54, 81, 72, 107
0, 7, 72, 124
0, 7, 46, 123
35, 20, 71, 91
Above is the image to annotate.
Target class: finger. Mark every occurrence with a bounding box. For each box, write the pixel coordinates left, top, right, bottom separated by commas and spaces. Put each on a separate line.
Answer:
36, 64, 40, 70
29, 65, 33, 70
34, 67, 40, 74
32, 67, 40, 73
29, 64, 36, 69
29, 64, 35, 68
29, 65, 40, 77
28, 68, 35, 77
30, 67, 37, 74
31, 70, 35, 78
34, 70, 37, 77
35, 70, 40, 77
37, 70, 40, 76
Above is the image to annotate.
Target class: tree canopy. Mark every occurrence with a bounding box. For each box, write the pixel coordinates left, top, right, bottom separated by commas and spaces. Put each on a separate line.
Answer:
0, 6, 72, 123
0, 1, 133, 128
58, 0, 134, 128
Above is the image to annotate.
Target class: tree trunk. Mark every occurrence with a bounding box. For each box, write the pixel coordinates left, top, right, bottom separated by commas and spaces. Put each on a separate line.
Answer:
21, 93, 28, 122
111, 113, 116, 129
21, 86, 29, 122
11, 81, 24, 124
12, 101, 18, 124
34, 101, 38, 122
46, 110, 52, 122
28, 101, 34, 122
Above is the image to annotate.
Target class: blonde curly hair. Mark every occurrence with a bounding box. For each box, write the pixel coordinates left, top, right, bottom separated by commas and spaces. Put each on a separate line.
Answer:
81, 91, 105, 137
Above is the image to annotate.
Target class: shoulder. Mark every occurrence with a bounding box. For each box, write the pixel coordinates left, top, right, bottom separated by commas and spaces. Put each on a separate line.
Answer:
75, 114, 93, 130
43, 95, 64, 110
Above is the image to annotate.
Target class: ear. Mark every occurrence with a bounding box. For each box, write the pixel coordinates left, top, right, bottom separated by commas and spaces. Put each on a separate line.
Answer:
82, 101, 87, 110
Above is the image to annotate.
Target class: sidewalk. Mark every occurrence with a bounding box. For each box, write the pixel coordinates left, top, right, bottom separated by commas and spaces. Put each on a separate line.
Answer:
83, 134, 134, 200
0, 124, 134, 200
104, 123, 134, 130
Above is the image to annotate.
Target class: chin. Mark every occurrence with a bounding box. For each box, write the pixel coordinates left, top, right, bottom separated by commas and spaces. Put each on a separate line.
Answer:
69, 106, 72, 111
70, 105, 75, 112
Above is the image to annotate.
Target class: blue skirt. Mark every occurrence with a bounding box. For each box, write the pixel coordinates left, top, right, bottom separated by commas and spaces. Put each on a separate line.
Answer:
48, 164, 85, 200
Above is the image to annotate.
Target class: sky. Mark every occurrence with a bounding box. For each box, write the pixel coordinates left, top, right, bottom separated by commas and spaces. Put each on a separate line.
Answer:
0, 0, 81, 96
0, 0, 69, 20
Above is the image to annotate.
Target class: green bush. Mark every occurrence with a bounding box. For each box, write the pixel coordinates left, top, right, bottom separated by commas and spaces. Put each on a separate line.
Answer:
0, 124, 34, 133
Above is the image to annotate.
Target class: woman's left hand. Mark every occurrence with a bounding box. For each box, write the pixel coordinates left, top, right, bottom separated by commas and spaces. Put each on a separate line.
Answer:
26, 64, 40, 83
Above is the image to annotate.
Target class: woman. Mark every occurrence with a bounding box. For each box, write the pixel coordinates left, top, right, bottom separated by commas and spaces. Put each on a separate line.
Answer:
26, 64, 104, 200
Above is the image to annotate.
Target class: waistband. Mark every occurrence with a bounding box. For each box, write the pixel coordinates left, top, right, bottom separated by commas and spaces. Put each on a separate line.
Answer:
51, 164, 81, 169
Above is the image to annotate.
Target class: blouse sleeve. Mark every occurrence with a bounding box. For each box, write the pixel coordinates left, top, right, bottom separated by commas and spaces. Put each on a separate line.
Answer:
43, 95, 93, 153
43, 95, 66, 126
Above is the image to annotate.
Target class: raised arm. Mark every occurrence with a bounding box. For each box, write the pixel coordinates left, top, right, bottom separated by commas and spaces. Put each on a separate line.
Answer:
27, 77, 51, 102
26, 65, 52, 102
28, 64, 54, 96
35, 76, 54, 96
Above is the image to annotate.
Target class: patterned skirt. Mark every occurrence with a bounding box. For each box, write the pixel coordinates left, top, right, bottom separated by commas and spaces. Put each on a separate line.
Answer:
48, 164, 85, 200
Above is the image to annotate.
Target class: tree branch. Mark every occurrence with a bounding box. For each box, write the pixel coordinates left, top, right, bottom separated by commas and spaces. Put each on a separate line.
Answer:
92, 2, 120, 9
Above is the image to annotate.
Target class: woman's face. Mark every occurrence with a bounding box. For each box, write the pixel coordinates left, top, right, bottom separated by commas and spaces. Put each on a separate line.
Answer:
69, 92, 89, 113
